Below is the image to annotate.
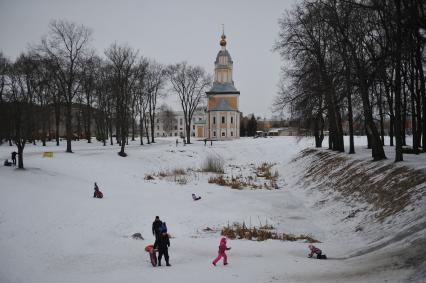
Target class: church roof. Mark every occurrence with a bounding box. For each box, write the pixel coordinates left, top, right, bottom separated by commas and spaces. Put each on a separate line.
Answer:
215, 50, 233, 64
206, 82, 240, 94
210, 98, 237, 112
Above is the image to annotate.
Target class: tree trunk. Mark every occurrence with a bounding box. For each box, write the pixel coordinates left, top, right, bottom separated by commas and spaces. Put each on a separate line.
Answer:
415, 41, 426, 151
347, 76, 355, 154
55, 104, 60, 146
86, 103, 92, 143
186, 123, 191, 144
150, 114, 155, 143
140, 110, 144, 145
394, 0, 403, 162
378, 83, 385, 146
402, 81, 407, 146
17, 145, 24, 169
144, 114, 150, 144
359, 75, 385, 160
66, 103, 73, 153
132, 117, 136, 141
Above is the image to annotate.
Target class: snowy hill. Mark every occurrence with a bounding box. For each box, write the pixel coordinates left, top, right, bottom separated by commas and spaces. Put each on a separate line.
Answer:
0, 136, 424, 283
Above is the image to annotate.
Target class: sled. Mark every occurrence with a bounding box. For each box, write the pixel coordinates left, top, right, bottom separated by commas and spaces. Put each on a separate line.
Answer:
145, 245, 157, 266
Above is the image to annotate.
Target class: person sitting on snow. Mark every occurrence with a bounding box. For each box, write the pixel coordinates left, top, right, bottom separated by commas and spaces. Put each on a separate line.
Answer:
93, 182, 103, 198
308, 244, 326, 259
212, 237, 231, 266
4, 159, 12, 166
192, 193, 201, 201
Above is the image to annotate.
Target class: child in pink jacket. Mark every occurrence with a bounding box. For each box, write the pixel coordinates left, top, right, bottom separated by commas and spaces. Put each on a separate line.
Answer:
308, 244, 327, 259
212, 237, 231, 266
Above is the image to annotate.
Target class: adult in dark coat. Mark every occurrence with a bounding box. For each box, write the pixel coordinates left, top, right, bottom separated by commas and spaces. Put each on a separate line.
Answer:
154, 232, 171, 266
152, 216, 162, 240
11, 151, 17, 166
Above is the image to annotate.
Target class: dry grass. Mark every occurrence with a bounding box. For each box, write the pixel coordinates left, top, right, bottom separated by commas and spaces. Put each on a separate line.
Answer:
221, 222, 319, 243
208, 174, 279, 190
202, 154, 224, 173
151, 168, 189, 185
207, 162, 281, 190
256, 162, 278, 180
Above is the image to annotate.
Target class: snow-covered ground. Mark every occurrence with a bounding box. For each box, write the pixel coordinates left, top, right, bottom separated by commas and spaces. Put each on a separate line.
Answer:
0, 136, 424, 283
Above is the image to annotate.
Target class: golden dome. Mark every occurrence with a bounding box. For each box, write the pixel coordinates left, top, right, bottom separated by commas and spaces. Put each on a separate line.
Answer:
220, 34, 226, 47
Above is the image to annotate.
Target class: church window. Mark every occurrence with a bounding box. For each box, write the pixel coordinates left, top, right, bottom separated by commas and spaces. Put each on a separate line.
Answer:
222, 132, 225, 137
180, 118, 183, 125
213, 117, 216, 124
231, 131, 233, 136
231, 117, 233, 124
222, 116, 225, 123
213, 131, 216, 137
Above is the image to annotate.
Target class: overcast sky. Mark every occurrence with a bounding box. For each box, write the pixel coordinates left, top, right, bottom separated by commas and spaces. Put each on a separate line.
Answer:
0, 0, 296, 118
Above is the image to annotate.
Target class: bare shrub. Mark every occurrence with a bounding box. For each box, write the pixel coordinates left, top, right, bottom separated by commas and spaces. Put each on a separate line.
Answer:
202, 154, 224, 173
208, 175, 227, 186
220, 222, 319, 243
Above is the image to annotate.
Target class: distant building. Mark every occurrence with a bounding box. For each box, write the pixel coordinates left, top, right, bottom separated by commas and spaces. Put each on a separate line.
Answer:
153, 107, 206, 138
193, 30, 241, 140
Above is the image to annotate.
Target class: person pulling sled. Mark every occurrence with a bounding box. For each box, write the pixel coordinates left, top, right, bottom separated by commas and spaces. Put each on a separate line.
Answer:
308, 244, 327, 259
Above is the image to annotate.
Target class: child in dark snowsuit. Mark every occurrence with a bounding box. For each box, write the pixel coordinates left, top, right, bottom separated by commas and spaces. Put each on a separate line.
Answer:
154, 228, 171, 266
308, 244, 326, 259
212, 237, 230, 266
93, 182, 103, 198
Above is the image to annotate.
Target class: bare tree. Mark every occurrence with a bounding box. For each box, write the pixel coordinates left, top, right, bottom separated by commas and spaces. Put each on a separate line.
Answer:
105, 43, 139, 157
0, 52, 11, 145
168, 62, 211, 144
133, 59, 149, 145
7, 53, 38, 168
39, 19, 92, 153
145, 61, 167, 143
80, 52, 99, 143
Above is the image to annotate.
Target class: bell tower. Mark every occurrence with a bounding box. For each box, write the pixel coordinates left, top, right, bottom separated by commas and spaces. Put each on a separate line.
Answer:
205, 28, 240, 140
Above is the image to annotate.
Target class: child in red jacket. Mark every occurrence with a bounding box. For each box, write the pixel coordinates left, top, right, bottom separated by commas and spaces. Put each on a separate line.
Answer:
212, 237, 231, 266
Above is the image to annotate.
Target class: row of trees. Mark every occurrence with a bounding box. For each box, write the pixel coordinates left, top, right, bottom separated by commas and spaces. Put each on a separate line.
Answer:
274, 0, 425, 161
0, 20, 211, 168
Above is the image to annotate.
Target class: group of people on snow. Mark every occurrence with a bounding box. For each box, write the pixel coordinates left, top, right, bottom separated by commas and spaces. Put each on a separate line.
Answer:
90, 184, 325, 268
152, 216, 171, 266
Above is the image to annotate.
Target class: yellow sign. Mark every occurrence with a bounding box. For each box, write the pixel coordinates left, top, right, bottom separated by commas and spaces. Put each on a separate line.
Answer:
43, 152, 53, 158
